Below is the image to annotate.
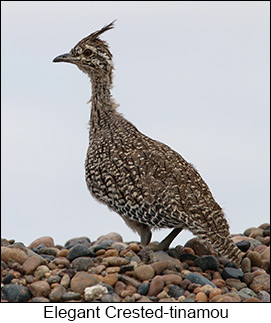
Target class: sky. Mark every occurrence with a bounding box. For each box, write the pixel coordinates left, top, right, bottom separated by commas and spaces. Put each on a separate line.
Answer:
1, 1, 270, 247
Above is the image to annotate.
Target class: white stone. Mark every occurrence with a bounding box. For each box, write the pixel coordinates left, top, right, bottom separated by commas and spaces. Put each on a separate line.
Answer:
84, 285, 108, 302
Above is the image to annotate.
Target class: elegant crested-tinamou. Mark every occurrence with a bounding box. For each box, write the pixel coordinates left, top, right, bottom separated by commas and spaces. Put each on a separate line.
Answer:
53, 21, 243, 266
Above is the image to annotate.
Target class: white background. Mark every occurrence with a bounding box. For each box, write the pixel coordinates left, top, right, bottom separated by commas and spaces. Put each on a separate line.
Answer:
2, 1, 270, 247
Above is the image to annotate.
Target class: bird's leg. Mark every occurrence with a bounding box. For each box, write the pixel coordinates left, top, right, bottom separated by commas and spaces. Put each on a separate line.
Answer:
145, 227, 184, 251
157, 227, 183, 250
138, 225, 152, 246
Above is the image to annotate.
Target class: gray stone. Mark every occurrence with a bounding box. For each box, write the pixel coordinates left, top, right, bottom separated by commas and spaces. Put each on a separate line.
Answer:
168, 285, 185, 298
221, 267, 244, 280
194, 255, 219, 271
138, 282, 149, 295
66, 244, 95, 261
62, 292, 81, 301
238, 288, 258, 301
65, 237, 91, 249
1, 284, 31, 302
186, 272, 216, 287
257, 291, 270, 303
71, 257, 95, 271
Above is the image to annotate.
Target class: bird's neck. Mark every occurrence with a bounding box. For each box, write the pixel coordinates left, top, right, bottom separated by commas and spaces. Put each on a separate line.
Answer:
89, 72, 117, 135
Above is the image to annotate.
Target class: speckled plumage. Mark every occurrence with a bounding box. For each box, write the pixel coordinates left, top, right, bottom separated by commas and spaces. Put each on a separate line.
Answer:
53, 21, 243, 265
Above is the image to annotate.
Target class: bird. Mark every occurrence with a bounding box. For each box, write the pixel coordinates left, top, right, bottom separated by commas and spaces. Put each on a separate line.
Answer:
53, 21, 243, 266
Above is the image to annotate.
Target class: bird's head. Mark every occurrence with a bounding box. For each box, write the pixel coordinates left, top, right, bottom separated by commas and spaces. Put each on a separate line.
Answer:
53, 21, 115, 78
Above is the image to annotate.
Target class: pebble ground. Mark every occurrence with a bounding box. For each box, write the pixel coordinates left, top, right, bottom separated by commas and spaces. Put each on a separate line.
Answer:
1, 224, 270, 302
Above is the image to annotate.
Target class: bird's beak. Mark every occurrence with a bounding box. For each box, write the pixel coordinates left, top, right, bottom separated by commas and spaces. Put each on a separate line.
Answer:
52, 52, 74, 63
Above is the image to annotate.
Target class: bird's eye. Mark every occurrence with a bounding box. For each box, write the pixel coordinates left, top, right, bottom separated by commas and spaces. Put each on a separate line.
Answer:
83, 49, 92, 57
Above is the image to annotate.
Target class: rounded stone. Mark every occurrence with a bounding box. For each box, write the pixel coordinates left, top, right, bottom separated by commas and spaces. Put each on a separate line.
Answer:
167, 285, 185, 298
247, 251, 262, 267
22, 256, 42, 275
151, 261, 170, 275
33, 265, 50, 279
134, 265, 155, 281
64, 237, 91, 249
66, 244, 95, 262
194, 255, 219, 271
249, 228, 263, 238
148, 276, 164, 296
60, 274, 71, 289
70, 272, 97, 294
235, 240, 251, 252
128, 242, 141, 252
1, 284, 31, 302
244, 227, 258, 236
29, 281, 51, 297
29, 236, 54, 249
47, 275, 62, 285
95, 233, 123, 245
241, 257, 251, 273
243, 297, 262, 302
71, 257, 95, 271
84, 285, 108, 301
209, 288, 222, 300
102, 273, 118, 286
195, 291, 208, 302
138, 282, 149, 295
149, 251, 182, 272
257, 290, 270, 302
225, 278, 247, 291
261, 246, 270, 261
31, 297, 50, 302
238, 287, 257, 301
1, 246, 29, 264
2, 273, 14, 284
49, 285, 66, 302
250, 274, 270, 293
103, 256, 129, 266
221, 267, 244, 280
184, 238, 212, 256
161, 274, 183, 285
104, 249, 119, 257
186, 272, 216, 287
62, 292, 81, 301
114, 281, 126, 295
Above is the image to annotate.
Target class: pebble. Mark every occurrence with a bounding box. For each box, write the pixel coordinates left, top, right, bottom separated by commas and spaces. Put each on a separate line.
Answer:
102, 273, 118, 286
221, 267, 244, 280
71, 256, 95, 271
95, 232, 123, 245
1, 284, 31, 302
151, 261, 170, 275
257, 290, 270, 302
261, 246, 270, 261
31, 297, 50, 302
104, 249, 119, 257
29, 236, 54, 249
64, 237, 91, 249
103, 256, 129, 267
184, 238, 213, 256
120, 285, 137, 298
128, 242, 141, 252
167, 285, 185, 298
138, 282, 149, 295
134, 265, 155, 281
49, 285, 66, 302
2, 273, 14, 284
84, 285, 108, 301
235, 240, 251, 252
161, 274, 182, 285
60, 274, 70, 289
149, 251, 182, 272
148, 276, 164, 296
243, 297, 262, 302
194, 255, 219, 271
186, 273, 216, 288
62, 292, 81, 301
250, 273, 270, 293
29, 281, 51, 297
238, 287, 258, 300
195, 291, 208, 302
47, 275, 62, 285
66, 244, 95, 262
114, 281, 126, 295
241, 257, 251, 273
247, 251, 262, 267
70, 272, 97, 294
209, 288, 222, 300
226, 278, 247, 291
1, 246, 29, 264
22, 256, 42, 275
